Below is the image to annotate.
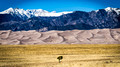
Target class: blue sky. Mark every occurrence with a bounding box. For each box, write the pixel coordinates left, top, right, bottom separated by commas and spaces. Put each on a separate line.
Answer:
0, 0, 120, 12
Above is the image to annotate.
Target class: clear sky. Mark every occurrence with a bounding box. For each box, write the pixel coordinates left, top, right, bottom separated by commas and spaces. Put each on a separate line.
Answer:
0, 0, 120, 12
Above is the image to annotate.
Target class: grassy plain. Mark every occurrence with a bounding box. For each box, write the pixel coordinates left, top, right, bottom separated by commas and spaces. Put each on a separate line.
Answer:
0, 44, 120, 67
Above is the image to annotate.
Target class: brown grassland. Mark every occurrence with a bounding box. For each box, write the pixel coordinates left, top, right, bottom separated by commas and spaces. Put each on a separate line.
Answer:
0, 44, 120, 67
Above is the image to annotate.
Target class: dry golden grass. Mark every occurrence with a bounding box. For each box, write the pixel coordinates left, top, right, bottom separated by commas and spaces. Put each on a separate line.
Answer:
0, 44, 120, 67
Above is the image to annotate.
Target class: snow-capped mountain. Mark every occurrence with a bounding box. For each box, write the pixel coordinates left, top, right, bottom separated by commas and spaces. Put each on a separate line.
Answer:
0, 8, 72, 19
105, 7, 120, 14
0, 7, 120, 31
95, 7, 120, 15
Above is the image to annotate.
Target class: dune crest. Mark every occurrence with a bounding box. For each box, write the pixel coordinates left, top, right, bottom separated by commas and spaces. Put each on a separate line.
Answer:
0, 29, 120, 45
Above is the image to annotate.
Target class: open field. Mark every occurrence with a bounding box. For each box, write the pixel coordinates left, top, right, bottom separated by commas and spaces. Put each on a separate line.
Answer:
0, 44, 120, 67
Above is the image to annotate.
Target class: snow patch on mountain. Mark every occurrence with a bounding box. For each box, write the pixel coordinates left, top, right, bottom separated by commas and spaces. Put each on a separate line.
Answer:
0, 8, 73, 19
105, 7, 120, 15
95, 7, 120, 15
0, 7, 120, 20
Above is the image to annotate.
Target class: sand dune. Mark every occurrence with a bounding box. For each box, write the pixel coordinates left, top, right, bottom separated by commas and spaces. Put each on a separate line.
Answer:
0, 29, 120, 45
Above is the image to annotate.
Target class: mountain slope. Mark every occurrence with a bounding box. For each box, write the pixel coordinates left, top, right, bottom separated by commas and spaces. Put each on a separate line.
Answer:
0, 7, 120, 31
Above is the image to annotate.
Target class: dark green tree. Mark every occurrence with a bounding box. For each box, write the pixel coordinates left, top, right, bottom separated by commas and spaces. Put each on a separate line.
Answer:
57, 56, 63, 63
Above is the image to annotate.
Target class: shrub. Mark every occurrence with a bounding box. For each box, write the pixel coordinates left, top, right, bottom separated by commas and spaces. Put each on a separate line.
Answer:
57, 56, 63, 63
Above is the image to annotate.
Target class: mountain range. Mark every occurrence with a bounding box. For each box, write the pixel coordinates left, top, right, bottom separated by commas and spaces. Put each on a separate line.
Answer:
0, 7, 120, 31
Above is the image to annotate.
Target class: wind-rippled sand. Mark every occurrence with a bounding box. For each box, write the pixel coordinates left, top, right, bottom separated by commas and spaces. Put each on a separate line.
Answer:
0, 29, 120, 44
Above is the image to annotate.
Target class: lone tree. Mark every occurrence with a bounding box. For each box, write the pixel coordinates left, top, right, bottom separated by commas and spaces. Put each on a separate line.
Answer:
57, 56, 63, 63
